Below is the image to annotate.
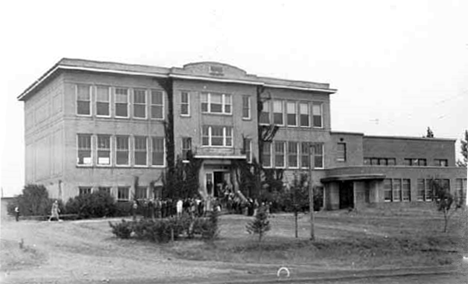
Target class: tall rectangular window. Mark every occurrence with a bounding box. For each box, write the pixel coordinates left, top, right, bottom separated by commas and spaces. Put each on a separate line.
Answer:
117, 187, 130, 201
274, 141, 285, 168
417, 179, 425, 201
201, 93, 232, 114
181, 91, 190, 116
97, 135, 111, 165
77, 134, 92, 165
435, 159, 448, 167
151, 137, 164, 166
314, 144, 324, 169
133, 89, 147, 119
242, 96, 251, 119
134, 136, 147, 166
243, 138, 252, 163
288, 141, 298, 168
182, 137, 192, 160
211, 126, 224, 146
79, 187, 92, 196
402, 179, 411, 201
286, 102, 297, 126
393, 179, 402, 202
259, 100, 270, 124
384, 179, 392, 202
425, 179, 433, 201
136, 186, 147, 199
299, 102, 309, 127
337, 143, 346, 162
273, 100, 284, 125
151, 90, 164, 119
96, 86, 110, 117
201, 126, 233, 147
312, 102, 323, 128
456, 179, 467, 206
116, 136, 129, 166
76, 84, 91, 115
262, 142, 272, 168
301, 142, 310, 169
115, 88, 129, 118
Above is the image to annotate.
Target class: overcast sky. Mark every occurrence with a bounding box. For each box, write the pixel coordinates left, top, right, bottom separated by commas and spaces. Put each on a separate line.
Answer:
1, 0, 467, 197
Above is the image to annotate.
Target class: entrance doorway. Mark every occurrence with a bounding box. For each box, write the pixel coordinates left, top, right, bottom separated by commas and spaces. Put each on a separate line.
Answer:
339, 181, 354, 209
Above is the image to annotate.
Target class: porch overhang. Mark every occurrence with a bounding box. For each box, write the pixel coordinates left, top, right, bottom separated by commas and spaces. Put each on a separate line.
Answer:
321, 174, 386, 183
194, 155, 247, 160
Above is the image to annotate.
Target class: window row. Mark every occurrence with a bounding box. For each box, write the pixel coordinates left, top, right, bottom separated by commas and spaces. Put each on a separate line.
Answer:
364, 158, 449, 167
77, 134, 165, 167
384, 179, 411, 202
261, 141, 324, 169
78, 186, 149, 201
184, 92, 251, 119
76, 84, 164, 119
259, 100, 323, 128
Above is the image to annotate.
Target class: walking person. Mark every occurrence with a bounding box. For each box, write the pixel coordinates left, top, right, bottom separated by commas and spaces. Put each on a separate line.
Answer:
48, 200, 61, 222
132, 200, 138, 221
15, 206, 20, 222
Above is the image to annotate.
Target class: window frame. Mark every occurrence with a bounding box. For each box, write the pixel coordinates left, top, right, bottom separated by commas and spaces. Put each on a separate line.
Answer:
114, 87, 130, 118
262, 142, 272, 168
201, 92, 232, 115
133, 88, 147, 119
151, 136, 165, 167
134, 136, 148, 167
135, 186, 148, 199
97, 134, 111, 166
337, 143, 346, 162
77, 134, 93, 166
182, 137, 192, 161
259, 100, 271, 124
180, 91, 190, 117
286, 101, 297, 127
299, 102, 310, 127
273, 100, 284, 126
384, 179, 393, 202
402, 179, 411, 202
242, 95, 251, 120
312, 102, 323, 128
115, 135, 130, 167
313, 144, 324, 169
300, 142, 310, 169
117, 186, 130, 201
150, 89, 165, 120
288, 141, 299, 169
95, 85, 111, 117
243, 138, 252, 163
79, 186, 92, 196
98, 186, 112, 196
274, 141, 286, 168
76, 84, 92, 116
201, 126, 233, 147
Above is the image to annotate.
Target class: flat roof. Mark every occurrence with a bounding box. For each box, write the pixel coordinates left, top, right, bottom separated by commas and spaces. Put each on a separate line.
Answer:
364, 135, 456, 142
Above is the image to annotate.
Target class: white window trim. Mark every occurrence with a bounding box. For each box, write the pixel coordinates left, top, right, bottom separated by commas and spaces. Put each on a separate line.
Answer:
201, 93, 232, 115
134, 136, 148, 167
76, 84, 92, 117
114, 87, 130, 119
245, 139, 252, 163
312, 102, 324, 128
262, 142, 272, 168
274, 141, 286, 169
299, 102, 310, 128
300, 142, 310, 170
115, 136, 130, 167
314, 144, 325, 169
151, 89, 165, 120
259, 100, 271, 125
117, 186, 130, 201
181, 137, 192, 162
96, 134, 112, 167
133, 89, 148, 120
77, 134, 93, 167
273, 100, 284, 126
151, 137, 166, 168
286, 101, 297, 127
180, 91, 191, 117
288, 141, 299, 169
242, 95, 251, 120
95, 85, 111, 118
201, 126, 234, 147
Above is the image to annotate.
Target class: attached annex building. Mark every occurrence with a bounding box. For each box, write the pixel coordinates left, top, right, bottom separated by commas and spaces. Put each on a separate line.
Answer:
19, 58, 467, 209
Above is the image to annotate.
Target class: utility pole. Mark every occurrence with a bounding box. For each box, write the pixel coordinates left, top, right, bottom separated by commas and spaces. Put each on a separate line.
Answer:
309, 143, 316, 241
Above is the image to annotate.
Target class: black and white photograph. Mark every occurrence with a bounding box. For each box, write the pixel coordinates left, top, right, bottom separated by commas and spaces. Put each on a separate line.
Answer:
1, 1, 467, 283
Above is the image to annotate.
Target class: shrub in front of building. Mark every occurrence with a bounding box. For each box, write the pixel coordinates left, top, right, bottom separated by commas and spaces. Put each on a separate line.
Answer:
7, 184, 63, 217
65, 191, 116, 218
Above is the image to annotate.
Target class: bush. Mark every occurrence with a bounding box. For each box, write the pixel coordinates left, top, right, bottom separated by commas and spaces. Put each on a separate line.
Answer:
109, 220, 133, 239
196, 210, 219, 241
7, 184, 62, 217
115, 201, 133, 217
65, 191, 116, 218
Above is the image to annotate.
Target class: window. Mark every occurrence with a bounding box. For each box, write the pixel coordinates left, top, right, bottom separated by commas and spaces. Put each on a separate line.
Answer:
417, 179, 425, 201
117, 187, 130, 201
365, 157, 395, 166
387, 158, 396, 166
152, 137, 164, 166
181, 91, 190, 116
136, 186, 147, 199
404, 158, 427, 166
96, 86, 110, 116
259, 100, 270, 124
97, 135, 111, 165
286, 102, 297, 126
384, 179, 392, 202
301, 142, 310, 169
182, 137, 192, 161
288, 141, 298, 168
312, 102, 323, 128
201, 93, 232, 114
209, 65, 224, 75
76, 84, 91, 115
116, 136, 129, 166
242, 96, 251, 119
364, 158, 370, 165
435, 159, 448, 167
299, 102, 309, 127
151, 90, 164, 119
313, 144, 324, 169
456, 179, 467, 205
115, 88, 129, 118
77, 134, 92, 165
243, 138, 252, 163
274, 141, 285, 168
273, 100, 284, 125
99, 187, 111, 195
134, 136, 147, 166
337, 143, 346, 162
402, 179, 411, 201
201, 126, 233, 147
133, 89, 147, 118
79, 187, 92, 196
262, 142, 272, 167
425, 179, 433, 201
393, 179, 402, 202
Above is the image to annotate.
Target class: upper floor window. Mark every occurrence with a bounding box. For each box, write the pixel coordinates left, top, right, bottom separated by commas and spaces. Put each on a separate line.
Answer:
365, 157, 396, 166
202, 126, 233, 147
243, 138, 252, 163
288, 141, 298, 168
312, 102, 323, 128
97, 135, 111, 166
435, 159, 448, 167
209, 65, 224, 76
182, 137, 192, 161
301, 142, 310, 169
337, 143, 346, 162
151, 90, 164, 119
76, 84, 91, 116
274, 141, 285, 168
404, 158, 427, 166
181, 92, 190, 116
133, 89, 147, 119
313, 144, 324, 169
151, 137, 165, 166
201, 93, 232, 114
299, 102, 310, 127
134, 136, 147, 166
115, 88, 129, 118
259, 100, 271, 124
262, 142, 272, 168
273, 100, 284, 125
116, 135, 129, 166
77, 134, 92, 166
242, 96, 251, 119
96, 86, 110, 117
286, 102, 297, 127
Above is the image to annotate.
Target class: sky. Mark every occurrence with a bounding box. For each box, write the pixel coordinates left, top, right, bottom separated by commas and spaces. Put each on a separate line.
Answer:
0, 0, 467, 197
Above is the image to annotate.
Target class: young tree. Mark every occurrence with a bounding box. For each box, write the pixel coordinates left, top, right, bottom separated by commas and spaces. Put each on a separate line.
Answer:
431, 179, 461, 232
457, 130, 467, 167
285, 174, 309, 238
246, 206, 271, 243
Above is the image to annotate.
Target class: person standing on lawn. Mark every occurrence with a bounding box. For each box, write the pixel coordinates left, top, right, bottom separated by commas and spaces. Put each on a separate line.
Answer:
48, 200, 60, 222
15, 206, 20, 222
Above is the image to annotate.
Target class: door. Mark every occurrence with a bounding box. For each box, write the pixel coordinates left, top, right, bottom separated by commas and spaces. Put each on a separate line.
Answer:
339, 181, 354, 209
206, 173, 213, 196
